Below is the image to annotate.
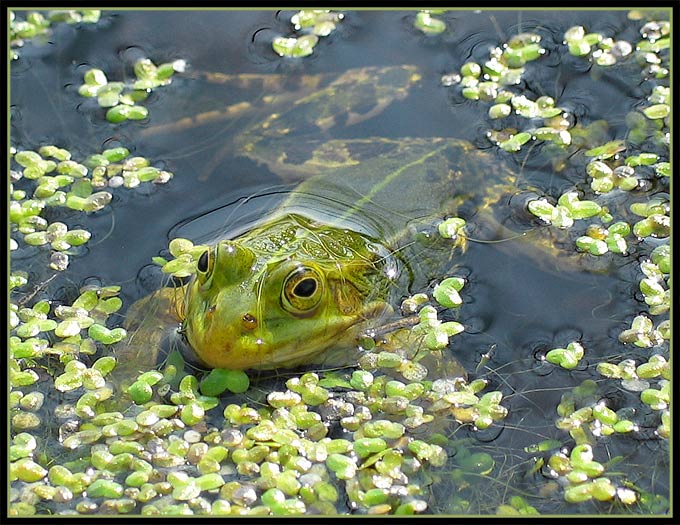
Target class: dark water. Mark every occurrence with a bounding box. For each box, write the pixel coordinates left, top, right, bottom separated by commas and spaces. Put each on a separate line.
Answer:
10, 9, 645, 305
9, 9, 670, 516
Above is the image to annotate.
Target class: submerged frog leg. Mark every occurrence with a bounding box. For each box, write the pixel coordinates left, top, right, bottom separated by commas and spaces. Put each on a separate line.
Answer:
108, 286, 186, 393
139, 100, 255, 138
141, 66, 421, 164
139, 72, 326, 138
468, 198, 591, 276
185, 71, 325, 91
344, 97, 393, 127
139, 87, 320, 139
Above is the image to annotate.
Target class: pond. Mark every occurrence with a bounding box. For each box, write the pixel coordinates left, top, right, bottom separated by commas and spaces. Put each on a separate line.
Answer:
8, 8, 671, 517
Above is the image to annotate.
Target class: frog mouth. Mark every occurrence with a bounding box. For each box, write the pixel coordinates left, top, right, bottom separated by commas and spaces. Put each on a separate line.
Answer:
186, 299, 392, 370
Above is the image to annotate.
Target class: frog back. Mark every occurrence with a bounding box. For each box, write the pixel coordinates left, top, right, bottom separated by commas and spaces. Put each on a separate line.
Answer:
258, 138, 510, 241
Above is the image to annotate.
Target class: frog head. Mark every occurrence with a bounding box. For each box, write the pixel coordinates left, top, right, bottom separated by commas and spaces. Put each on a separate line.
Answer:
181, 215, 395, 369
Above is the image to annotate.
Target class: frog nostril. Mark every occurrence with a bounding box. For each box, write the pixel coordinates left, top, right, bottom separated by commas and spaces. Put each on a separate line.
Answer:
242, 313, 258, 330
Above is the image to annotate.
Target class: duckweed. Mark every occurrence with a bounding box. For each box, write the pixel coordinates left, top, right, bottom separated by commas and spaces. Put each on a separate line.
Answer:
291, 10, 343, 36
527, 191, 602, 229
432, 277, 465, 308
618, 314, 667, 348
576, 221, 631, 256
12, 458, 48, 483
200, 368, 250, 396
538, 372, 667, 503
496, 496, 540, 515
153, 237, 209, 278
79, 58, 184, 123
437, 217, 466, 239
272, 10, 343, 57
563, 25, 634, 66
414, 10, 446, 35
272, 35, 319, 58
488, 103, 512, 119
9, 10, 100, 60
10, 145, 173, 270
10, 8, 671, 518
546, 341, 585, 370
326, 454, 357, 480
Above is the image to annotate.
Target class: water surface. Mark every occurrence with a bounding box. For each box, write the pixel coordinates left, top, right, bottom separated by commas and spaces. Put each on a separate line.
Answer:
9, 8, 670, 516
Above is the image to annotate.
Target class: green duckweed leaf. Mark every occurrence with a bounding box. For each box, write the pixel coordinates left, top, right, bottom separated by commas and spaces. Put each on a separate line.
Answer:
414, 11, 446, 35
642, 104, 670, 119
200, 368, 250, 396
272, 35, 319, 58
585, 140, 626, 160
433, 277, 465, 308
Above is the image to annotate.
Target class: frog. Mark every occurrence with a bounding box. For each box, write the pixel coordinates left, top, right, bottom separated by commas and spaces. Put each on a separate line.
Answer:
114, 64, 574, 383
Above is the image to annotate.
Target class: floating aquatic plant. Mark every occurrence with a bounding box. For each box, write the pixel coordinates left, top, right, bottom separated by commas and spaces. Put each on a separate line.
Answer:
630, 197, 670, 239
496, 495, 540, 515
10, 145, 173, 271
563, 25, 634, 66
527, 191, 602, 229
432, 277, 466, 308
618, 314, 668, 348
533, 378, 667, 505
442, 31, 562, 154
271, 35, 320, 58
9, 10, 101, 60
414, 10, 447, 35
78, 58, 185, 123
272, 10, 344, 58
545, 341, 585, 370
575, 221, 631, 256
9, 9, 671, 517
153, 238, 209, 278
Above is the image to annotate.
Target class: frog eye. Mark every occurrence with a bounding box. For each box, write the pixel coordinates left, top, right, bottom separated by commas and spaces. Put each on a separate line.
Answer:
282, 267, 324, 315
196, 248, 213, 281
